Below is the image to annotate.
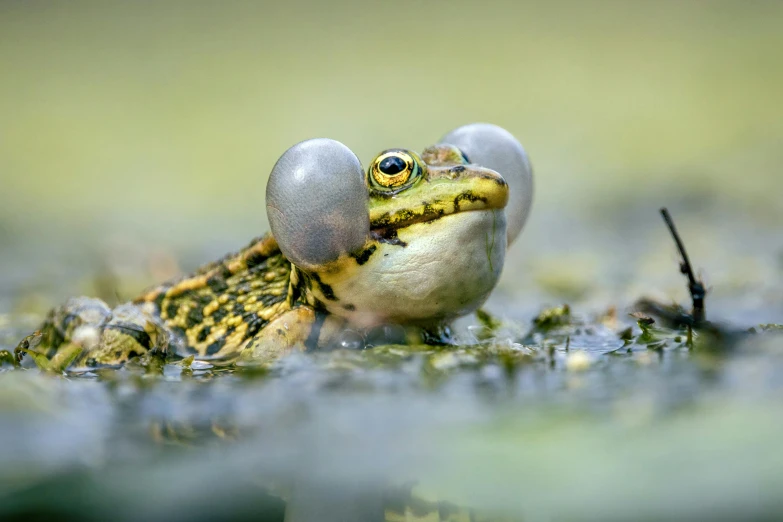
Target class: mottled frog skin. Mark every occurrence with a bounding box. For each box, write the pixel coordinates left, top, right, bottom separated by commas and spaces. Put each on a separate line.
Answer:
19, 123, 533, 370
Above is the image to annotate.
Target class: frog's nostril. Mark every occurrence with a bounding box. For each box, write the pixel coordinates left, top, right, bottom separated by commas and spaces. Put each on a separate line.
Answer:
379, 156, 407, 175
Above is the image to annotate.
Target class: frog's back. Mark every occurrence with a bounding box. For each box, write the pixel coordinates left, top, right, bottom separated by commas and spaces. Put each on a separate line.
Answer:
135, 233, 295, 359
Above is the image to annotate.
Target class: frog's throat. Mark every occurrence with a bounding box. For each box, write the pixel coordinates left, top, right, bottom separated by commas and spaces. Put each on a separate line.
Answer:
368, 178, 509, 233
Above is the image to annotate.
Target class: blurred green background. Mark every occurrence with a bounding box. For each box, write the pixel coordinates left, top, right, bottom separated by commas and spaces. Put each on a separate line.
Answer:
1, 0, 781, 318
1, 4, 783, 521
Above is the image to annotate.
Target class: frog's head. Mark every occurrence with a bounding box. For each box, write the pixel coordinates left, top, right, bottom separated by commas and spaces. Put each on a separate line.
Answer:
266, 123, 533, 328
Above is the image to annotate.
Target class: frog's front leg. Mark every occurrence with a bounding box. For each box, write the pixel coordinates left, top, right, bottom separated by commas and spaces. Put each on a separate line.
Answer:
239, 306, 345, 364
21, 297, 171, 371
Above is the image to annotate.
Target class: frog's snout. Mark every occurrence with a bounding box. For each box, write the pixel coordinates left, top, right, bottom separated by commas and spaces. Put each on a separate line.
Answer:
469, 166, 510, 211
431, 163, 510, 213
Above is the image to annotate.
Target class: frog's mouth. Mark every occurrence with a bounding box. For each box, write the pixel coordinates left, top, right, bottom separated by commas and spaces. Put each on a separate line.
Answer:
368, 174, 509, 235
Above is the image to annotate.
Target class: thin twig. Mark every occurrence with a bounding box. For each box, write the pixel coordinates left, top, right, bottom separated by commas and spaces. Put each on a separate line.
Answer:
660, 208, 706, 324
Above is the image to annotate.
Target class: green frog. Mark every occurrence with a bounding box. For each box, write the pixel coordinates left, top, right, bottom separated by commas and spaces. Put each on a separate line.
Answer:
15, 123, 533, 370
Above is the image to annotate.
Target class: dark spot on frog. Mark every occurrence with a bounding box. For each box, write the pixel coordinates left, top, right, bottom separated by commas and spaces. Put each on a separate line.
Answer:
196, 325, 211, 343
196, 294, 213, 307
105, 323, 153, 350
376, 208, 417, 228
206, 338, 225, 355
186, 306, 204, 327
232, 302, 245, 317
304, 309, 328, 352
343, 303, 356, 311
260, 293, 285, 306
207, 274, 229, 293
211, 307, 228, 323
288, 274, 304, 304
153, 291, 167, 310
244, 316, 268, 339
308, 273, 337, 301
244, 250, 267, 268
396, 208, 415, 221
372, 212, 392, 227
454, 191, 487, 210
371, 229, 408, 247
350, 245, 377, 265
114, 348, 141, 361
423, 203, 445, 219
450, 165, 466, 174
165, 303, 179, 320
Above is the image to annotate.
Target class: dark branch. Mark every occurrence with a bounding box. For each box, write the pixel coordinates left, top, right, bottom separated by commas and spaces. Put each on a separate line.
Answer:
660, 208, 706, 324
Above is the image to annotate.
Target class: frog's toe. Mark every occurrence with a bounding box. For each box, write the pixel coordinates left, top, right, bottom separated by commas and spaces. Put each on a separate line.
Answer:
15, 297, 112, 368
27, 298, 170, 370
238, 307, 328, 365
82, 303, 171, 367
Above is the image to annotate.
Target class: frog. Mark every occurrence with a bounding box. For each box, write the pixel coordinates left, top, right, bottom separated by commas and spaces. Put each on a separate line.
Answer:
14, 123, 533, 371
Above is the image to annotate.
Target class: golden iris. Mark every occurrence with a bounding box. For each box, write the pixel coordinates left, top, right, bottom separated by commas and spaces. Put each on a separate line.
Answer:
368, 149, 423, 189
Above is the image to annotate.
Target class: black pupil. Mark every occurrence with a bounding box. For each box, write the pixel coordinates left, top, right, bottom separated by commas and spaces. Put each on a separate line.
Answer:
378, 156, 407, 175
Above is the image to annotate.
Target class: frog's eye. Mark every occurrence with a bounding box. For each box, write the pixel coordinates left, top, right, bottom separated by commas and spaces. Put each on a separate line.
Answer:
266, 138, 370, 270
368, 149, 424, 190
440, 123, 533, 246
